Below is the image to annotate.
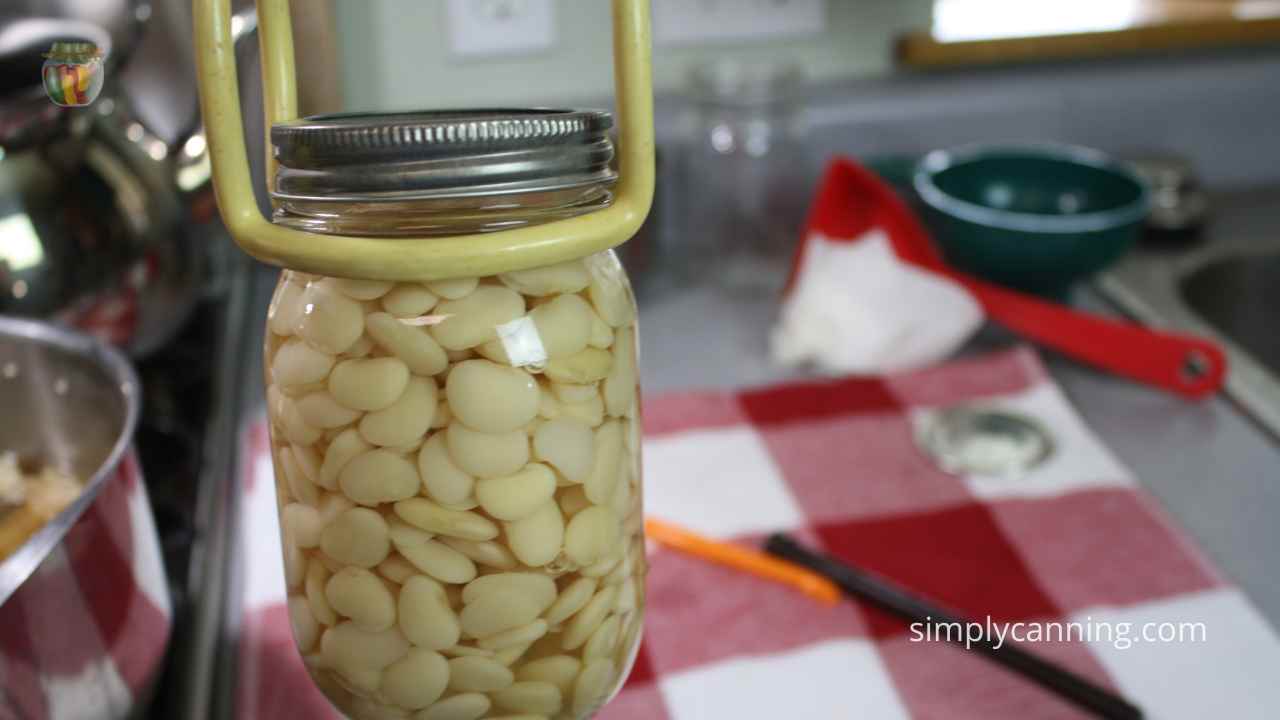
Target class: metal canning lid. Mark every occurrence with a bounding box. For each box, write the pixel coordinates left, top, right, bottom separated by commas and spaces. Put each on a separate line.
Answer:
913, 406, 1053, 479
270, 108, 618, 202
45, 41, 102, 59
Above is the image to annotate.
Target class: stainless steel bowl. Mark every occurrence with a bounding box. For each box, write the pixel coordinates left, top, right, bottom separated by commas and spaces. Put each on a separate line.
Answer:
0, 5, 259, 357
0, 315, 170, 718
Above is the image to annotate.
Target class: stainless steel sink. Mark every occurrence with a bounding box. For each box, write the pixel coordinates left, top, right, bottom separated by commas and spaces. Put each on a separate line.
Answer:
1097, 187, 1280, 437
1182, 256, 1280, 376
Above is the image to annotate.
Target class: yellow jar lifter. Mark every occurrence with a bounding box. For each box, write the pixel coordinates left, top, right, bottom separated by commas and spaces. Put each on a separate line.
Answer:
192, 0, 654, 281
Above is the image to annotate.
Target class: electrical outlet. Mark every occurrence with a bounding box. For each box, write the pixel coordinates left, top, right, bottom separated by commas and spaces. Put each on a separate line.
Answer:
446, 0, 556, 58
653, 0, 826, 45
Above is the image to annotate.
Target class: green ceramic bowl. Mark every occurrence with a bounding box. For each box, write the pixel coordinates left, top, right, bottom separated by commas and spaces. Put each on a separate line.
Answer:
913, 144, 1149, 297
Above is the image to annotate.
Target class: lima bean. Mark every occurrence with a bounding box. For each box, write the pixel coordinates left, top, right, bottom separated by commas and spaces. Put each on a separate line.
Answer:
446, 655, 514, 692
417, 693, 489, 720
398, 575, 461, 650
475, 464, 557, 521
532, 418, 594, 483
381, 649, 449, 709
320, 507, 391, 568
445, 422, 529, 479
417, 432, 475, 506
365, 312, 449, 376
502, 501, 564, 568
338, 449, 420, 506
296, 280, 365, 354
429, 286, 524, 351
329, 357, 410, 412
446, 360, 539, 433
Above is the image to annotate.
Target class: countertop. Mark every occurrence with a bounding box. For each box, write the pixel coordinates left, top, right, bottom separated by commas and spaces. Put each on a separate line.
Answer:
638, 259, 1280, 630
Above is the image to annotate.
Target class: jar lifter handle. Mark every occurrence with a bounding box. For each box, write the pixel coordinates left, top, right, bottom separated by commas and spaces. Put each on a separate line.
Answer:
192, 0, 654, 281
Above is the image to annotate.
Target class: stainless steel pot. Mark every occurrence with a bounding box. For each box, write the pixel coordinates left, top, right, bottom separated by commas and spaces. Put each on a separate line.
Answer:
0, 103, 217, 356
0, 8, 207, 357
0, 315, 170, 719
0, 3, 257, 357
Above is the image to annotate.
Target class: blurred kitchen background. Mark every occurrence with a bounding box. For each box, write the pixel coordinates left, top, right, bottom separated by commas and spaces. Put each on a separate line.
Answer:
3, 0, 1280, 718
312, 0, 1280, 391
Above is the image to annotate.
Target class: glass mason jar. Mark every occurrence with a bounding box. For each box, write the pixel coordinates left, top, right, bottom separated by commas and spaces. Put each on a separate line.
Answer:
261, 111, 645, 720
680, 59, 808, 294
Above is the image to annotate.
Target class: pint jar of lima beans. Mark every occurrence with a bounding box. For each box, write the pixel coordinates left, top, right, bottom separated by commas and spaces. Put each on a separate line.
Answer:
262, 111, 645, 720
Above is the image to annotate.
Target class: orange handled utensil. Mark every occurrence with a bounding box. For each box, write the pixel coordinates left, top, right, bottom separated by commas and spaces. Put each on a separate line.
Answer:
644, 517, 841, 606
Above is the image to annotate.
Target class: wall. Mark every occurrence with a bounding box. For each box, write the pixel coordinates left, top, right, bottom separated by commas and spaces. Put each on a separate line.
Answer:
799, 48, 1280, 188
332, 0, 931, 111
328, 1, 1280, 189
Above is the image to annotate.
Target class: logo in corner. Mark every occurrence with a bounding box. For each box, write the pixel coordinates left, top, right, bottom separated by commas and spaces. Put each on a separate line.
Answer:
42, 41, 106, 107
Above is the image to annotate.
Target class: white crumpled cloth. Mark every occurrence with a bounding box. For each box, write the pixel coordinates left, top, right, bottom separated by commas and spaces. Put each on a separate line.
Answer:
772, 229, 984, 375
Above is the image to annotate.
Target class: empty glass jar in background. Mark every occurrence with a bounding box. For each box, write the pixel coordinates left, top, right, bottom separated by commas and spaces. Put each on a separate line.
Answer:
681, 60, 810, 293
262, 111, 646, 720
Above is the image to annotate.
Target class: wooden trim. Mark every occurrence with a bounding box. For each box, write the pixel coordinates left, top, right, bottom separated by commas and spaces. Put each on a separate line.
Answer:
901, 15, 1280, 69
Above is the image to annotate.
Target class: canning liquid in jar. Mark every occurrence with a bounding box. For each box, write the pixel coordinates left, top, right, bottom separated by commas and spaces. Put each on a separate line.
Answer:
262, 111, 646, 720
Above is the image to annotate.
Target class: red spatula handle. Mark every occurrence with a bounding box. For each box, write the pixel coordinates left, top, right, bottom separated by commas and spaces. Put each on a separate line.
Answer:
956, 274, 1227, 398
801, 157, 1228, 399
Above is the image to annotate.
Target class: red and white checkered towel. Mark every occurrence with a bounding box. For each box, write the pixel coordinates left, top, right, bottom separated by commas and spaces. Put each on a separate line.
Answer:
236, 347, 1280, 719
0, 453, 172, 720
